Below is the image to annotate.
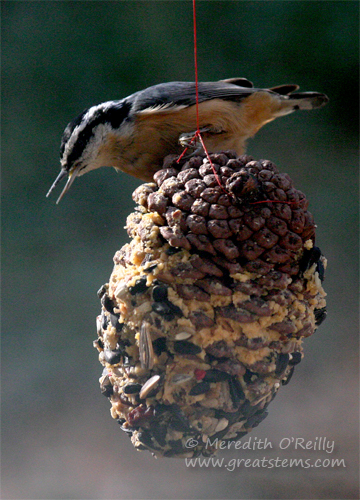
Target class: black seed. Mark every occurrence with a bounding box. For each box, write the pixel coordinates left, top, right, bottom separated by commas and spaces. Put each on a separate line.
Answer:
151, 302, 175, 321
123, 383, 142, 394
189, 381, 211, 396
240, 400, 260, 418
135, 443, 148, 450
168, 405, 193, 431
101, 295, 114, 313
143, 264, 157, 273
168, 439, 185, 453
129, 276, 148, 295
166, 300, 183, 317
169, 414, 192, 432
110, 312, 123, 332
213, 408, 240, 423
101, 313, 108, 330
174, 340, 202, 355
315, 306, 327, 326
123, 355, 132, 366
152, 425, 168, 447
152, 284, 168, 302
275, 353, 290, 376
228, 377, 245, 406
103, 349, 122, 365
281, 366, 295, 385
100, 375, 113, 397
154, 403, 171, 418
97, 284, 107, 299
163, 449, 180, 457
152, 337, 167, 355
235, 431, 248, 440
289, 352, 302, 365
211, 426, 230, 442
203, 369, 231, 382
243, 369, 256, 384
152, 299, 182, 320
94, 338, 104, 349
316, 259, 325, 281
138, 430, 160, 450
166, 246, 182, 255
299, 246, 322, 274
118, 422, 133, 434
245, 409, 268, 429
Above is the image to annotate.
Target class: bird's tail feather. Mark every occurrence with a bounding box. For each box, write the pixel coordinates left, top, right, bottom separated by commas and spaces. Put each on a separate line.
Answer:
284, 92, 329, 111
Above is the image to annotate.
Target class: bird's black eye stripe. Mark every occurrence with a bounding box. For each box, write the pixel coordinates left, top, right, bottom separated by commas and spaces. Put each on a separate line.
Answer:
61, 101, 132, 168
60, 109, 88, 159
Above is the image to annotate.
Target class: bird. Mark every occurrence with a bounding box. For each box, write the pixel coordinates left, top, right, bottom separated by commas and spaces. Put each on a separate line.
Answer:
47, 78, 328, 203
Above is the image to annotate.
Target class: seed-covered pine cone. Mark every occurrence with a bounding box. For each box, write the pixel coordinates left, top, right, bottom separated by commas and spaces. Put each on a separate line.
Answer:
94, 151, 327, 458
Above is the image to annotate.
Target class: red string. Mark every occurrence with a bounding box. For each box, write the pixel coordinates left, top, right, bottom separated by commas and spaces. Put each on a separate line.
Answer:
177, 0, 225, 192
250, 200, 297, 206
193, 0, 200, 133
179, 1, 294, 206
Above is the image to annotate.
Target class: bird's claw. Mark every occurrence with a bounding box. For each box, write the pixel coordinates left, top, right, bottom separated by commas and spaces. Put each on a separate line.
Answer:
179, 127, 211, 154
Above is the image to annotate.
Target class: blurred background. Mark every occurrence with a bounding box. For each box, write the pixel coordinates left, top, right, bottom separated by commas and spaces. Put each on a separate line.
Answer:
2, 1, 359, 499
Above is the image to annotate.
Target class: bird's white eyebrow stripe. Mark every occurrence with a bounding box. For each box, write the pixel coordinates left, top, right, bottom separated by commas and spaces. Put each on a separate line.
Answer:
136, 103, 188, 114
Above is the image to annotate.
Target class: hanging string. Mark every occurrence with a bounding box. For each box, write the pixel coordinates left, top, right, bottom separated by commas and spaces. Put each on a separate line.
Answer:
178, 0, 293, 206
193, 0, 200, 133
177, 0, 224, 191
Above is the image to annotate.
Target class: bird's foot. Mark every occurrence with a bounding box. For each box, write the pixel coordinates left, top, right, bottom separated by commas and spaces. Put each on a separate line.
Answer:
179, 128, 211, 154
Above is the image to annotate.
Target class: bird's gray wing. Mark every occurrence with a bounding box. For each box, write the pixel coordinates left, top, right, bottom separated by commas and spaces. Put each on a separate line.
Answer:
129, 80, 328, 115
130, 80, 258, 115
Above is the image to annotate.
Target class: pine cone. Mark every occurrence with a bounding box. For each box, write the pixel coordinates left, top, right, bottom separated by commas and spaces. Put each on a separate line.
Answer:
94, 152, 327, 458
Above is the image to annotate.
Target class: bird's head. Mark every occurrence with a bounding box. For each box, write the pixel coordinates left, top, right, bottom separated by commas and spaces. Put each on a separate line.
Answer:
47, 100, 131, 203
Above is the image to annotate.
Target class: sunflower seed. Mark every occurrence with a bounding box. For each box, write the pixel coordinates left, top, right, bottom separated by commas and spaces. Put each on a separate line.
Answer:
139, 322, 154, 370
171, 374, 193, 385
135, 301, 152, 315
214, 418, 229, 433
96, 315, 102, 335
139, 375, 161, 399
114, 283, 128, 299
175, 331, 193, 341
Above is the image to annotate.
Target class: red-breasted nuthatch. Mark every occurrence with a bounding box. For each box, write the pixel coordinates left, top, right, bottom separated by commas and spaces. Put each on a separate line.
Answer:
47, 78, 328, 203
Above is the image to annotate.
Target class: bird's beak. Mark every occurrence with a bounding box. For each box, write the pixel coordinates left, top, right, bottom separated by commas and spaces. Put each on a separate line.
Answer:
46, 166, 81, 204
